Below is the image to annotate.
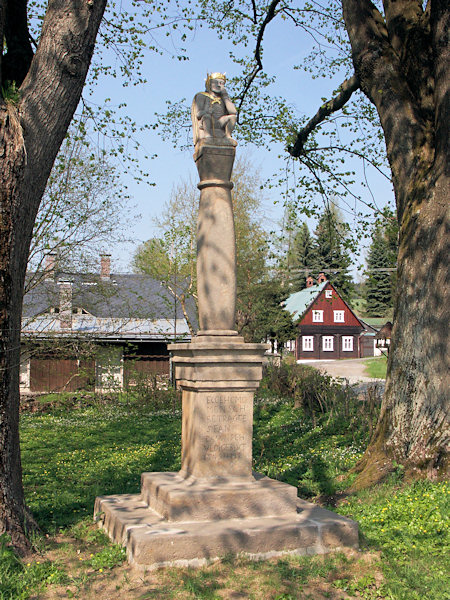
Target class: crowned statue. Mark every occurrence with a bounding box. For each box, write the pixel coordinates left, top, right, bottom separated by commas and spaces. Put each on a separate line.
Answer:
191, 72, 237, 147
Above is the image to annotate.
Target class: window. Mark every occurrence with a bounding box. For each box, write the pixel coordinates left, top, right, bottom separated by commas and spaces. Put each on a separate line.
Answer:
342, 336, 354, 352
322, 336, 334, 351
302, 336, 314, 351
312, 310, 323, 322
325, 290, 332, 298
334, 310, 345, 323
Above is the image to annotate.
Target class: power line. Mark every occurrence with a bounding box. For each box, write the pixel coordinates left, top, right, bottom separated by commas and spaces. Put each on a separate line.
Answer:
288, 267, 397, 273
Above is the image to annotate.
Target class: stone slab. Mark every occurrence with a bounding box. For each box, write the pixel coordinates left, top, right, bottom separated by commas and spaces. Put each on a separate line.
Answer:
168, 340, 269, 389
140, 472, 298, 521
95, 493, 358, 570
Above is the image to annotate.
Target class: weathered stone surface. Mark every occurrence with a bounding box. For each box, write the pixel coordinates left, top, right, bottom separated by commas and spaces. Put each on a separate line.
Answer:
191, 73, 237, 149
169, 341, 267, 388
95, 493, 358, 570
141, 472, 298, 521
180, 390, 254, 478
195, 143, 236, 182
196, 149, 237, 333
169, 340, 267, 478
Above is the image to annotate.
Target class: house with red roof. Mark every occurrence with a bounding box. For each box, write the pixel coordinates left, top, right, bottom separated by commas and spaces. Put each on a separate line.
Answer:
284, 273, 368, 360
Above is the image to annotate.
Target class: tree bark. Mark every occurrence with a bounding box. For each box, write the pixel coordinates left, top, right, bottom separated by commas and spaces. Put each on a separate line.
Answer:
340, 0, 449, 486
0, 103, 29, 554
0, 0, 107, 551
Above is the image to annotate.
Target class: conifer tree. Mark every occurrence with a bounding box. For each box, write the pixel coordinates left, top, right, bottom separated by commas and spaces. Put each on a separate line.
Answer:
288, 222, 316, 291
312, 207, 354, 302
240, 277, 296, 348
365, 212, 398, 317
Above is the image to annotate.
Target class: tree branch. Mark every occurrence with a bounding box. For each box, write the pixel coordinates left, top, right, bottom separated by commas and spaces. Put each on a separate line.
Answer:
383, 0, 423, 56
14, 0, 107, 259
342, 0, 432, 219
2, 0, 34, 88
236, 0, 282, 114
288, 74, 359, 157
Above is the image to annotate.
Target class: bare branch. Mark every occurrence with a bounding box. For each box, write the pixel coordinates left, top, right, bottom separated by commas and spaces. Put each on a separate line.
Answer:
288, 74, 360, 157
308, 146, 391, 180
236, 0, 282, 114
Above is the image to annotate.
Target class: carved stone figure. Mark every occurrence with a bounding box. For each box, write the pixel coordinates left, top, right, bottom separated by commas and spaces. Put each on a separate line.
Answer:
191, 72, 237, 146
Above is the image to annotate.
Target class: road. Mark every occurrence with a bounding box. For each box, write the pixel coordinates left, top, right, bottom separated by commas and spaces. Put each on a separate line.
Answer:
298, 357, 385, 385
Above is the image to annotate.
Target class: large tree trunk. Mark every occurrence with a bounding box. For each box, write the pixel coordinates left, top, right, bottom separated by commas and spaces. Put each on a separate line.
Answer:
0, 0, 107, 552
0, 104, 30, 554
354, 165, 449, 487
341, 0, 449, 486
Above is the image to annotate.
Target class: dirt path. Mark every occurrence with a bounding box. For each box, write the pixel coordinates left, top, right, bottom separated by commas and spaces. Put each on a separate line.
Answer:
299, 357, 384, 385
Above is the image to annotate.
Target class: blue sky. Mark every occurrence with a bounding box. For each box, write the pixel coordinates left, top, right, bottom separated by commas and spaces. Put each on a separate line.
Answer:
87, 9, 394, 277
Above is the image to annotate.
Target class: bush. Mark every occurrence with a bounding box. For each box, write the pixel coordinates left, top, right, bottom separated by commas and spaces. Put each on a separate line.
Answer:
257, 361, 381, 433
21, 386, 181, 415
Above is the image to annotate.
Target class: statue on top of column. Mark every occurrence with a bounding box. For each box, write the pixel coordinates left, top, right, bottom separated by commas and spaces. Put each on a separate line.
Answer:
191, 73, 237, 147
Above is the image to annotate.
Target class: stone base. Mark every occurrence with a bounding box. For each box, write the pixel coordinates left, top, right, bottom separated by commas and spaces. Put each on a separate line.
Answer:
140, 472, 298, 521
95, 472, 358, 570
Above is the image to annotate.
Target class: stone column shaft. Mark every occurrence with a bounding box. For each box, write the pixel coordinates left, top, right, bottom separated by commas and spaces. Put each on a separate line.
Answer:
194, 142, 237, 335
197, 182, 236, 332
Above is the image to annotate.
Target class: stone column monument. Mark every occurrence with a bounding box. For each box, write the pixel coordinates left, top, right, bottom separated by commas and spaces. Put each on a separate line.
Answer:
94, 73, 358, 569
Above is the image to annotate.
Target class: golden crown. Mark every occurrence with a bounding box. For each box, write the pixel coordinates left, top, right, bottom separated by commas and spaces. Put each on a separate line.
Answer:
206, 72, 226, 84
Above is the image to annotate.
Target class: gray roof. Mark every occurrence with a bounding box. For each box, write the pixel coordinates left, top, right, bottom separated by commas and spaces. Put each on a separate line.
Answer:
283, 282, 327, 321
22, 272, 197, 339
22, 315, 190, 340
23, 273, 194, 319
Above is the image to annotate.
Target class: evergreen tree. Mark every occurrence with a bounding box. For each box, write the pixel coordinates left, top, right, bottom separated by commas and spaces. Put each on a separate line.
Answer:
365, 211, 398, 317
239, 278, 296, 349
312, 207, 354, 302
288, 222, 316, 291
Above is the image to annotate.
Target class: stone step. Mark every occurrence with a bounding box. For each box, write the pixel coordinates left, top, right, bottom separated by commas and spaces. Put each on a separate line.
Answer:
140, 471, 298, 522
95, 492, 358, 570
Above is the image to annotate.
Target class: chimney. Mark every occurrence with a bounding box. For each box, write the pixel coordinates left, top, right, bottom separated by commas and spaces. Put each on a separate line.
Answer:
306, 276, 314, 288
317, 272, 327, 283
44, 253, 57, 281
58, 281, 72, 329
100, 254, 111, 280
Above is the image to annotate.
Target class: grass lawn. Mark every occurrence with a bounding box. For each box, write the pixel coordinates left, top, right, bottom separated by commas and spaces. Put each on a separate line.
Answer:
2, 393, 448, 599
363, 356, 388, 379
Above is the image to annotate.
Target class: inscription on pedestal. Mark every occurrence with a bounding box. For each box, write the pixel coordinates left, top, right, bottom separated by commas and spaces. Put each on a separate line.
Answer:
204, 394, 250, 461
182, 390, 254, 478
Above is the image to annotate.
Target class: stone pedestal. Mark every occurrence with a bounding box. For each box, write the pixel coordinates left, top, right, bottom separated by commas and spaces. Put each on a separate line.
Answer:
95, 336, 358, 569
173, 337, 265, 479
